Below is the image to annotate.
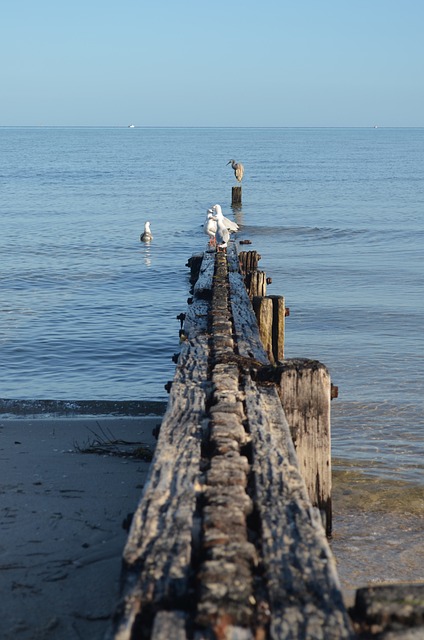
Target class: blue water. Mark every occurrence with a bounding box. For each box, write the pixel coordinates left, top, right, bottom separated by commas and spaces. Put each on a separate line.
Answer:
1, 126, 424, 594
1, 126, 423, 485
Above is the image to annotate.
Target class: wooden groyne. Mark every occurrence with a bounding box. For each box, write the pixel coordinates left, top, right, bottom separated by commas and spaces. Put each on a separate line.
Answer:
107, 239, 424, 639
107, 241, 356, 639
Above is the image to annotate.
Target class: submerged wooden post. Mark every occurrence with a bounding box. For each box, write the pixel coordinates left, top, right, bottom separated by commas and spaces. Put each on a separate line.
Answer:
276, 358, 333, 536
232, 185, 242, 205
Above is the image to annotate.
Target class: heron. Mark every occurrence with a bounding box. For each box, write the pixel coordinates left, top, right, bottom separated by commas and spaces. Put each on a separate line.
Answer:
227, 159, 244, 184
140, 221, 153, 242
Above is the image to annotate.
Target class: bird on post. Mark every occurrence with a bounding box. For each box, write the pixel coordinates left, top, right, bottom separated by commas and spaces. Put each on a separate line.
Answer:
227, 159, 244, 184
140, 221, 153, 242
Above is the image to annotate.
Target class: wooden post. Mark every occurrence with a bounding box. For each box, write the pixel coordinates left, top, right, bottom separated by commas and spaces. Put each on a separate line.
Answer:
252, 296, 274, 363
232, 186, 242, 205
276, 358, 333, 536
269, 295, 285, 362
252, 295, 286, 364
245, 270, 267, 298
238, 250, 261, 274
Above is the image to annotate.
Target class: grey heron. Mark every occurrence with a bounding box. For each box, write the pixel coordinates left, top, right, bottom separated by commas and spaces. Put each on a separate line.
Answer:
140, 221, 153, 242
227, 159, 244, 183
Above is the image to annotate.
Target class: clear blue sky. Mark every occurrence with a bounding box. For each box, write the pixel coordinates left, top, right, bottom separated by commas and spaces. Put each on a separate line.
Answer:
2, 0, 423, 127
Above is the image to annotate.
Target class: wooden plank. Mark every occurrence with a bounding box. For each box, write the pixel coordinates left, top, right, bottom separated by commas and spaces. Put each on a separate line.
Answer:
242, 375, 354, 639
151, 611, 188, 640
269, 294, 286, 362
276, 358, 333, 535
193, 248, 215, 299
252, 296, 274, 363
351, 584, 424, 638
227, 245, 269, 365
109, 288, 210, 638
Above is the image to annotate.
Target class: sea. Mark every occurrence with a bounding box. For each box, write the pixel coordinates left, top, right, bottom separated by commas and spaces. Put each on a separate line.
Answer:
1, 126, 423, 601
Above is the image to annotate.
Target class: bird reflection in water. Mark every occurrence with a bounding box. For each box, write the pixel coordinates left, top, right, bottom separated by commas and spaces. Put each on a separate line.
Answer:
142, 244, 152, 268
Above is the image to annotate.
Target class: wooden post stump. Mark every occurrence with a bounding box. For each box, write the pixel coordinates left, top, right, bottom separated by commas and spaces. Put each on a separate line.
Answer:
252, 296, 274, 363
232, 185, 242, 205
276, 358, 333, 535
245, 270, 267, 298
252, 295, 286, 364
238, 250, 261, 274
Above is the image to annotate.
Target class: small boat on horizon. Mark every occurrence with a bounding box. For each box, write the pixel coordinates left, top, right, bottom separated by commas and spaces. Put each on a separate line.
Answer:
128, 124, 135, 128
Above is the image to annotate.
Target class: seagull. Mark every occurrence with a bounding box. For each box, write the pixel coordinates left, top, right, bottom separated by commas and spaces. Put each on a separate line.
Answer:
140, 221, 153, 242
211, 204, 239, 232
215, 215, 230, 251
204, 210, 217, 246
227, 159, 244, 184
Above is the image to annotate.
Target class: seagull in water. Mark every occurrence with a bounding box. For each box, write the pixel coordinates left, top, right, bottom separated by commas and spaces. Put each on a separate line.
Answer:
227, 159, 244, 184
140, 221, 153, 242
204, 210, 217, 246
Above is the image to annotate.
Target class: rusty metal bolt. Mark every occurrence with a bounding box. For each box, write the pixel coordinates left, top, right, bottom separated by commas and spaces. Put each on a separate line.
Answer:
331, 384, 339, 399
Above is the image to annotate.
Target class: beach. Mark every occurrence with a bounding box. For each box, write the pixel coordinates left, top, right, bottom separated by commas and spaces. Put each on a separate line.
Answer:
0, 416, 159, 640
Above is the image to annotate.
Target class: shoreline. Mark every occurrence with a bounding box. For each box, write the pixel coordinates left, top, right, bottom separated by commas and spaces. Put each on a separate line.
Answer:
1, 415, 423, 638
0, 416, 160, 640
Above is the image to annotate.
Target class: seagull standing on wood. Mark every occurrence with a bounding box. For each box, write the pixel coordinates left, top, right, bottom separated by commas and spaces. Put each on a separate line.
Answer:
204, 210, 217, 246
210, 204, 238, 251
211, 204, 239, 232
227, 159, 244, 184
140, 221, 153, 242
215, 215, 230, 251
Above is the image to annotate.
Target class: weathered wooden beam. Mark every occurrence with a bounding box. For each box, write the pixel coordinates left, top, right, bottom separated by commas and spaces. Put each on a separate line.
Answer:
252, 295, 286, 364
243, 375, 353, 639
238, 250, 261, 274
351, 584, 424, 637
108, 243, 354, 640
275, 358, 333, 536
269, 294, 286, 362
252, 296, 274, 363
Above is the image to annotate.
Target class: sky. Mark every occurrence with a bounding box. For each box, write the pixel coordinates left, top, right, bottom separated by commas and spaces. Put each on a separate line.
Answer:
1, 0, 423, 127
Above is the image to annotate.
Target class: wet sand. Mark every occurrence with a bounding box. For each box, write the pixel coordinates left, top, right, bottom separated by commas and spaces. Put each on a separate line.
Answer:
0, 416, 160, 640
1, 416, 423, 638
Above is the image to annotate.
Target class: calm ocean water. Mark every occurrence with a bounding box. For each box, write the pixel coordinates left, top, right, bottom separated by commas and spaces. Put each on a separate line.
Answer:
1, 126, 423, 594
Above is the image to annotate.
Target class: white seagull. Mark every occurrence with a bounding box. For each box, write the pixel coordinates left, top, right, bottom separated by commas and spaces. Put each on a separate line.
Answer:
215, 215, 230, 250
140, 221, 153, 242
204, 210, 217, 246
211, 204, 239, 232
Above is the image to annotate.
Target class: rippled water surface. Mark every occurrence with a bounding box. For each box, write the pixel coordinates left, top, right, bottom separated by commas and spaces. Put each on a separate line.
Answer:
1, 126, 423, 593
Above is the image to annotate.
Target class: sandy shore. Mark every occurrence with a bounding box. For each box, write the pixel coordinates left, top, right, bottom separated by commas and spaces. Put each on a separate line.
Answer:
0, 416, 160, 640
